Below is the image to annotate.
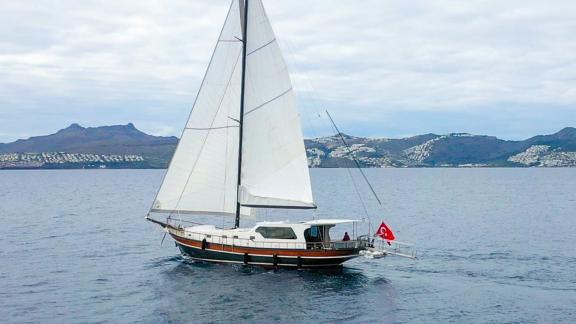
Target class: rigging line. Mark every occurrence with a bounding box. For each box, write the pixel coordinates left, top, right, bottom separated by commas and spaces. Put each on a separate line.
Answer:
281, 36, 365, 218
325, 110, 383, 206
278, 37, 321, 141
281, 36, 373, 228
280, 36, 373, 232
280, 36, 333, 139
222, 117, 230, 230
325, 117, 371, 220
346, 166, 370, 219
244, 87, 292, 115
170, 49, 244, 218
326, 117, 373, 233
247, 38, 276, 55
146, 0, 238, 220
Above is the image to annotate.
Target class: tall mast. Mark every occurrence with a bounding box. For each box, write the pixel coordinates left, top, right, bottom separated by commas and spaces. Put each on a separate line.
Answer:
235, 0, 249, 228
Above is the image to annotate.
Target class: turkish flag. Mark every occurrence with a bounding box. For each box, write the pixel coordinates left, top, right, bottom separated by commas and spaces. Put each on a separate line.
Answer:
375, 222, 396, 245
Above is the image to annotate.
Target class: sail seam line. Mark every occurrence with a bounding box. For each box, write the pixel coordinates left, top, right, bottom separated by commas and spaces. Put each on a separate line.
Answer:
247, 38, 276, 56
245, 88, 292, 115
185, 126, 239, 130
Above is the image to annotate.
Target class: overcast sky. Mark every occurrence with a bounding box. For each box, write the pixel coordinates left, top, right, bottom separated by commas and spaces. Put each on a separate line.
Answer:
1, 0, 575, 142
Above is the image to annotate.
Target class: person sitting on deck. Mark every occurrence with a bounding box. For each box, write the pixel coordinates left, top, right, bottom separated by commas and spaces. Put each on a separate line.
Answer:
342, 232, 350, 241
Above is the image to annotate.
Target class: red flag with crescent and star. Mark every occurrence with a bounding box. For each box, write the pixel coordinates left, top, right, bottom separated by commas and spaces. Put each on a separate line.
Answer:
375, 222, 396, 245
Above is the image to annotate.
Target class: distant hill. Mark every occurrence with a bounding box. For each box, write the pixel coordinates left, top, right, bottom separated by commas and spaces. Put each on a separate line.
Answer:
304, 127, 576, 167
1, 125, 575, 169
0, 123, 177, 168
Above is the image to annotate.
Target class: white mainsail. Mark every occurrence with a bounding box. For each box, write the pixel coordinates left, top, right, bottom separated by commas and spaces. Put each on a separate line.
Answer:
239, 0, 315, 209
151, 0, 314, 218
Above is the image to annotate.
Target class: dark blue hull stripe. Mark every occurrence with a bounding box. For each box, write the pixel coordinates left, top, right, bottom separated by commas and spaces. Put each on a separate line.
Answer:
176, 242, 357, 268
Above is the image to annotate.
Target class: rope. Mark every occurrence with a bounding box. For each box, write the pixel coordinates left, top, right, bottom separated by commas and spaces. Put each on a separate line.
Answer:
326, 111, 383, 206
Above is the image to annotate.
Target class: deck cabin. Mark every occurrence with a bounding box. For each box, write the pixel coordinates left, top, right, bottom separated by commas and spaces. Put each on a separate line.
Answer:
170, 219, 368, 251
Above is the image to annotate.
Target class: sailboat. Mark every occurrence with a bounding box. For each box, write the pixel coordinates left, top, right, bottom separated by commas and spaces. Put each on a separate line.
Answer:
146, 0, 414, 268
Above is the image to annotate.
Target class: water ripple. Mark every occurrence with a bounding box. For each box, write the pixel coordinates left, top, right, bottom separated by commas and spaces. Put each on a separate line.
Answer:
1, 169, 576, 323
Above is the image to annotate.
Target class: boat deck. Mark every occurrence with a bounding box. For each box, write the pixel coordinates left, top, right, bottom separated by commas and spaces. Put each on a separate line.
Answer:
168, 226, 368, 251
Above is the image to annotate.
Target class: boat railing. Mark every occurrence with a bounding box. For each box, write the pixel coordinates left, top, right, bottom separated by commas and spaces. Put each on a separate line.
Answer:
170, 226, 369, 250
371, 237, 417, 259
306, 239, 369, 250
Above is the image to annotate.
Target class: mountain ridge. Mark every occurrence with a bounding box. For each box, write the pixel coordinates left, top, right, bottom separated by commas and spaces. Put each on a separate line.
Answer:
1, 124, 575, 168
0, 123, 177, 168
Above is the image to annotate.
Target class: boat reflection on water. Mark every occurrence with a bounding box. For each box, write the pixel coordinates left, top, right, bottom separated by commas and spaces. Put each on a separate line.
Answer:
148, 256, 399, 323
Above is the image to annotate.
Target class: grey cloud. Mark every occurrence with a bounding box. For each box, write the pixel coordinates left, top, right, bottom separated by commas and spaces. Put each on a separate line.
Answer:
0, 0, 575, 142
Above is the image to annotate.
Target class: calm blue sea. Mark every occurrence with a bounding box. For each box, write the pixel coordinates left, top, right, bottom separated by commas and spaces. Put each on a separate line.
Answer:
1, 169, 575, 323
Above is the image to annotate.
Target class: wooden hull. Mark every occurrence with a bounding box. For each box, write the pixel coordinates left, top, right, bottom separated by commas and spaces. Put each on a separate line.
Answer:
171, 234, 361, 268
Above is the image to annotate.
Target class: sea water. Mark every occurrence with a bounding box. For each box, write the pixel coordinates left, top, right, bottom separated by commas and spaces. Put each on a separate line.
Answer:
0, 169, 575, 323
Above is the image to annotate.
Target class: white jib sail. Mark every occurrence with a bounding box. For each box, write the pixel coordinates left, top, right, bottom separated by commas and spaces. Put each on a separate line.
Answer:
152, 0, 251, 217
239, 0, 315, 209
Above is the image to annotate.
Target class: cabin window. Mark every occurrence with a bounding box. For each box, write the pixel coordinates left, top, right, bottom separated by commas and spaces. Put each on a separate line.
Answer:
304, 225, 333, 243
304, 226, 322, 243
255, 227, 297, 240
310, 226, 319, 237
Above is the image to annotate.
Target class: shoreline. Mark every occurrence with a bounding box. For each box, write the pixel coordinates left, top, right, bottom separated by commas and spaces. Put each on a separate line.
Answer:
1, 166, 575, 170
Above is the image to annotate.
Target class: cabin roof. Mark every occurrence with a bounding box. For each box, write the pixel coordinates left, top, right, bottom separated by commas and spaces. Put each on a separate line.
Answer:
253, 219, 362, 227
304, 219, 362, 225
